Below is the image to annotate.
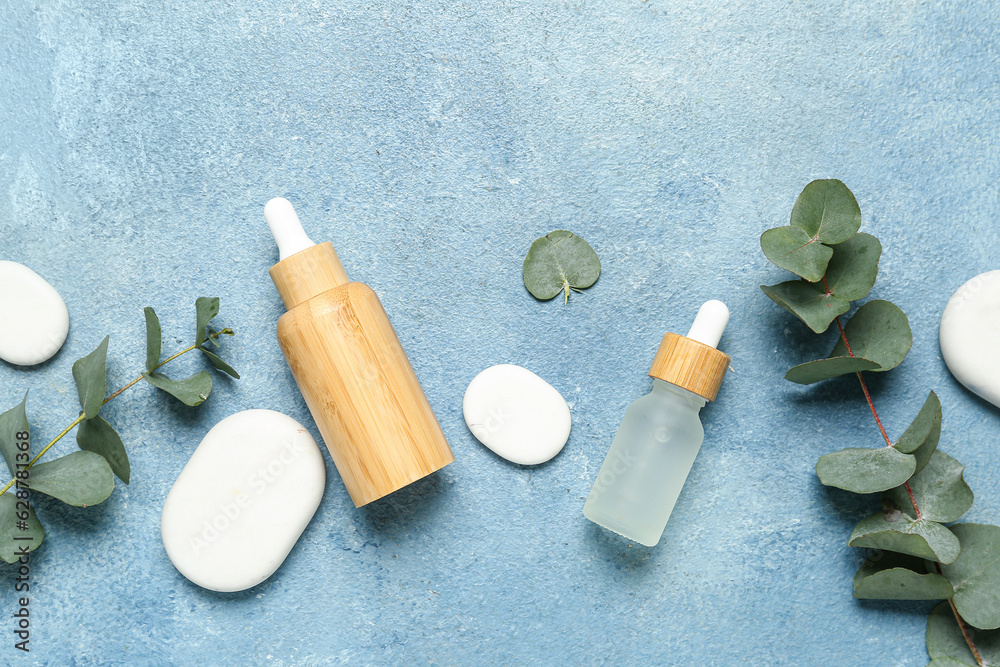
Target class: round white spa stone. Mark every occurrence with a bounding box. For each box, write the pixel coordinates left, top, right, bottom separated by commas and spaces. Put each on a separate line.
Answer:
0, 261, 69, 366
161, 409, 326, 592
941, 270, 1000, 408
463, 364, 571, 465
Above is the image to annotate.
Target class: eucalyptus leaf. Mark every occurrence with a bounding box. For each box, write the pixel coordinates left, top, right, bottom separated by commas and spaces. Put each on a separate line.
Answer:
198, 348, 240, 379
785, 356, 881, 385
884, 452, 973, 525
941, 524, 1000, 630
927, 601, 1000, 666
823, 232, 881, 301
195, 297, 220, 347
760, 280, 849, 334
912, 413, 942, 476
849, 510, 960, 564
76, 415, 130, 484
0, 393, 29, 477
0, 493, 43, 563
522, 231, 601, 303
789, 178, 862, 244
144, 371, 213, 406
30, 451, 115, 507
895, 392, 942, 454
144, 306, 162, 372
853, 551, 953, 600
760, 226, 833, 282
72, 336, 109, 419
830, 300, 912, 372
816, 446, 916, 494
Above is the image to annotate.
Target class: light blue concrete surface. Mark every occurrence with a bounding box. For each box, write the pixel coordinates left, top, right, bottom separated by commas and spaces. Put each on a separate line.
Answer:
2, 1, 999, 664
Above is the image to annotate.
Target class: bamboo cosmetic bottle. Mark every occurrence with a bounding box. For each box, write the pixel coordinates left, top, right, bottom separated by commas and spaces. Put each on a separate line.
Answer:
265, 198, 454, 507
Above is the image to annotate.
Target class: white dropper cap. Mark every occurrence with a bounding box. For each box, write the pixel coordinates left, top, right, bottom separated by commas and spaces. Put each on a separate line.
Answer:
685, 300, 730, 349
265, 197, 316, 261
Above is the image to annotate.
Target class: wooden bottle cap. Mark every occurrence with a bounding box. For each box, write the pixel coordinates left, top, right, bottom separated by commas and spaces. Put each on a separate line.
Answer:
269, 242, 350, 310
648, 332, 730, 401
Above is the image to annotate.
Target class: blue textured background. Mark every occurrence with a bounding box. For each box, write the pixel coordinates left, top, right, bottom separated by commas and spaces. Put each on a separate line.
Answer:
2, 1, 999, 664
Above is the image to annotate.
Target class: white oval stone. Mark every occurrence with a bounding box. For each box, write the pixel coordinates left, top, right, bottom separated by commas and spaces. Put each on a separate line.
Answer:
161, 409, 326, 592
463, 364, 571, 465
941, 270, 1000, 408
0, 261, 69, 366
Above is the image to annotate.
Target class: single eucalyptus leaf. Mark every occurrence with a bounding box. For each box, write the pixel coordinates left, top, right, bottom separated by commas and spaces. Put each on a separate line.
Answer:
884, 452, 973, 525
830, 300, 912, 372
941, 524, 1000, 630
195, 297, 220, 347
30, 451, 115, 507
144, 306, 162, 372
823, 232, 882, 301
895, 391, 942, 454
198, 347, 240, 379
853, 551, 953, 600
522, 231, 601, 303
72, 336, 110, 419
927, 601, 1000, 666
76, 415, 130, 484
0, 393, 29, 477
144, 371, 213, 406
913, 414, 942, 475
849, 510, 960, 564
789, 178, 862, 244
760, 280, 849, 334
816, 446, 916, 494
759, 226, 833, 282
785, 356, 881, 385
0, 493, 43, 563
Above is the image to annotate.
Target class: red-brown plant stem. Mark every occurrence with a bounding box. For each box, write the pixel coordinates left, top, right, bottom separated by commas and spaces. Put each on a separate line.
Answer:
832, 313, 981, 665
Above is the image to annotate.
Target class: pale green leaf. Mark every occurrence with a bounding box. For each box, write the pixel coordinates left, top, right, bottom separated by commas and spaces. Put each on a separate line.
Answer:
522, 231, 601, 303
76, 415, 130, 484
0, 493, 43, 563
823, 232, 881, 301
785, 356, 881, 385
927, 601, 1000, 666
884, 452, 973, 525
0, 393, 29, 478
913, 413, 942, 475
144, 306, 161, 372
30, 451, 115, 507
830, 300, 912, 372
789, 178, 862, 244
941, 524, 1000, 630
760, 226, 833, 282
816, 446, 916, 494
853, 551, 953, 600
760, 280, 849, 334
195, 297, 220, 347
144, 371, 213, 406
72, 336, 109, 419
849, 510, 960, 564
895, 391, 942, 454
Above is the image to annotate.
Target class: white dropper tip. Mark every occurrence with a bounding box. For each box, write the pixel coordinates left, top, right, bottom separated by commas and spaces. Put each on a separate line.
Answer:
265, 197, 316, 261
686, 300, 730, 349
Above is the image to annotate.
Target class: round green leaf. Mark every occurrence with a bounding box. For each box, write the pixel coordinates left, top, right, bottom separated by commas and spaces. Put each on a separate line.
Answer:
522, 231, 601, 303
823, 232, 881, 301
927, 601, 1000, 666
789, 179, 862, 244
816, 446, 916, 494
72, 336, 110, 419
143, 370, 213, 406
853, 551, 953, 600
894, 391, 942, 454
785, 356, 881, 385
30, 451, 115, 507
760, 226, 833, 282
941, 524, 1000, 631
830, 300, 912, 372
760, 280, 849, 334
849, 511, 960, 564
77, 415, 130, 485
884, 451, 973, 525
0, 492, 44, 563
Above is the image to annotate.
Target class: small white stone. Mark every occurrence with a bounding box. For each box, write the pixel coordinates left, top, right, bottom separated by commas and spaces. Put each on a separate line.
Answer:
940, 270, 1000, 408
0, 261, 69, 366
161, 410, 326, 592
463, 364, 571, 465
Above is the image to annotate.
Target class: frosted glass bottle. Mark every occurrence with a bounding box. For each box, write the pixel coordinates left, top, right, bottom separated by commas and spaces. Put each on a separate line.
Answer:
584, 301, 731, 547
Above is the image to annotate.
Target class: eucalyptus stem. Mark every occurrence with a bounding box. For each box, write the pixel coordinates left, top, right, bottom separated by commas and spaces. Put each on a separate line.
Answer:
833, 314, 981, 664
0, 340, 206, 498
